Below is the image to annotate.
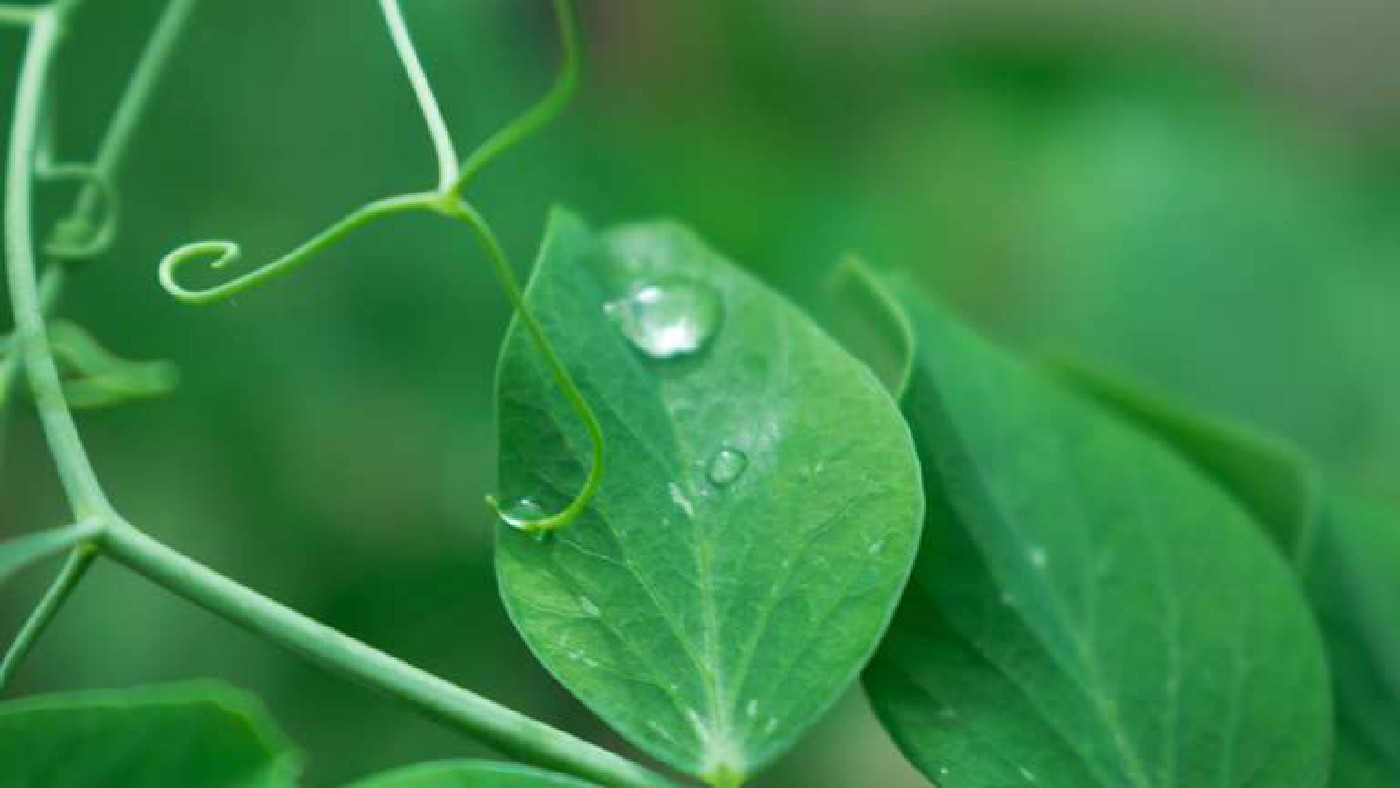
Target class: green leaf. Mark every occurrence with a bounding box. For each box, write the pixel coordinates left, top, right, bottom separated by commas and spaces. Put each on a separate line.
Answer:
351, 760, 594, 787
1058, 362, 1400, 783
863, 288, 1332, 787
0, 681, 299, 786
494, 210, 923, 782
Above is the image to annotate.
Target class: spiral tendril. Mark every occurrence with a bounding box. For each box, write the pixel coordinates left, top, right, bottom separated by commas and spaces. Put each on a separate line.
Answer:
36, 162, 119, 260
157, 192, 435, 305
154, 0, 598, 535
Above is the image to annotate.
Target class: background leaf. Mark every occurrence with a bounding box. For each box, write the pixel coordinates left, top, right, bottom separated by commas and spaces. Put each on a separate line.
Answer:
0, 681, 299, 786
494, 210, 923, 782
1059, 364, 1400, 784
351, 760, 593, 787
863, 289, 1332, 787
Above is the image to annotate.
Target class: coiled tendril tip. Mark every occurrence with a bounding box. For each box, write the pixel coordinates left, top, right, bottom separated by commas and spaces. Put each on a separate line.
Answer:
38, 162, 120, 261
158, 240, 242, 305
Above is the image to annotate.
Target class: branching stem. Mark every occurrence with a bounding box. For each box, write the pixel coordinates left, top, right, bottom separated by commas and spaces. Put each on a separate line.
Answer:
2, 3, 663, 785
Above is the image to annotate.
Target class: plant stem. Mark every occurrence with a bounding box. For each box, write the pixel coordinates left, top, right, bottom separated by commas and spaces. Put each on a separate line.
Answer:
100, 521, 669, 788
4, 7, 110, 518
0, 6, 40, 26
5, 6, 662, 785
3, 0, 194, 406
0, 546, 95, 690
380, 0, 459, 190
63, 0, 196, 237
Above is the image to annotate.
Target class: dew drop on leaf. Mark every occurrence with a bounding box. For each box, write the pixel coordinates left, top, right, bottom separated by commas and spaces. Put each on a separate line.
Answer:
497, 497, 546, 530
604, 277, 721, 359
706, 448, 748, 487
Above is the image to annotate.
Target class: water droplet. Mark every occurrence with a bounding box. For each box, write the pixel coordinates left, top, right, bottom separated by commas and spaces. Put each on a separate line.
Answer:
578, 596, 600, 617
706, 448, 748, 487
868, 538, 886, 556
497, 498, 552, 541
497, 497, 545, 528
605, 277, 721, 359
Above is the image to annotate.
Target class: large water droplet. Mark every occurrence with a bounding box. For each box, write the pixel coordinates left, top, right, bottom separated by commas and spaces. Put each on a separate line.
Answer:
605, 277, 721, 359
497, 497, 545, 530
707, 448, 748, 487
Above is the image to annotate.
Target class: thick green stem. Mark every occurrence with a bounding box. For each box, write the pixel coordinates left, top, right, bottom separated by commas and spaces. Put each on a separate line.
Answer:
100, 521, 669, 788
0, 546, 95, 690
4, 8, 109, 517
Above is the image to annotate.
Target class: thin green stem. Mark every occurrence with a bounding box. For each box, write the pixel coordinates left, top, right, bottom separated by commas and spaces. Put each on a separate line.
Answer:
158, 191, 438, 304
380, 0, 459, 190
0, 546, 96, 691
438, 198, 603, 533
100, 521, 668, 788
73, 0, 195, 222
44, 0, 196, 258
4, 7, 110, 517
0, 6, 39, 26
0, 521, 102, 580
450, 0, 580, 196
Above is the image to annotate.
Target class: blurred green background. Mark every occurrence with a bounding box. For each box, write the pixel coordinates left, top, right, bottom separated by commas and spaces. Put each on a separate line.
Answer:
2, 0, 1398, 785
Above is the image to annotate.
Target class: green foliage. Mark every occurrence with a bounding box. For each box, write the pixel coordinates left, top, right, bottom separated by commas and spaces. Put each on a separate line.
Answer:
2, 0, 1395, 785
862, 287, 1332, 786
495, 211, 922, 783
0, 682, 300, 786
351, 761, 593, 788
1059, 362, 1400, 785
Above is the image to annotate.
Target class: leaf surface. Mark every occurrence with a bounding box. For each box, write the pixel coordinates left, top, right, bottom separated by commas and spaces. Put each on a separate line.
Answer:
494, 210, 923, 781
0, 682, 298, 786
863, 289, 1332, 787
351, 760, 593, 787
1060, 364, 1400, 784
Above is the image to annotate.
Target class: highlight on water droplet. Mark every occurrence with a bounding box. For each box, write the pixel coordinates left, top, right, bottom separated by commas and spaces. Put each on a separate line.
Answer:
706, 447, 748, 487
604, 276, 721, 360
496, 497, 546, 530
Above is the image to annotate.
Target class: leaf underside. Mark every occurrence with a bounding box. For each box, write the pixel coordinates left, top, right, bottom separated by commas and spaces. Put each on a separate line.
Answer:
863, 288, 1332, 787
494, 209, 923, 780
0, 682, 299, 787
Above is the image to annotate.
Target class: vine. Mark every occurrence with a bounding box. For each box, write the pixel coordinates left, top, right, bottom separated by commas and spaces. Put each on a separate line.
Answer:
156, 0, 601, 535
0, 2, 659, 786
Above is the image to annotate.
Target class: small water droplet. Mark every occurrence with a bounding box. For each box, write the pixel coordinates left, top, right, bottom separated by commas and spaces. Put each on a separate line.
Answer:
745, 699, 759, 718
578, 596, 600, 617
868, 538, 886, 556
707, 448, 748, 487
605, 277, 721, 359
